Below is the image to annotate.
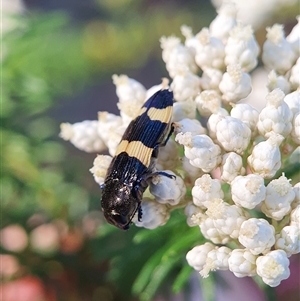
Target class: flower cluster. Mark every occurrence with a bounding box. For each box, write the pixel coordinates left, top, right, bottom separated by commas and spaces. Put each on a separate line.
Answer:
60, 2, 300, 288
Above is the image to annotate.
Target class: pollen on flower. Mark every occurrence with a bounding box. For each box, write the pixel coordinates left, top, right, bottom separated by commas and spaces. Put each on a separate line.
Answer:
266, 24, 285, 44
200, 257, 216, 278
197, 28, 210, 45
269, 174, 292, 197
206, 198, 225, 219
226, 64, 242, 83
240, 223, 259, 238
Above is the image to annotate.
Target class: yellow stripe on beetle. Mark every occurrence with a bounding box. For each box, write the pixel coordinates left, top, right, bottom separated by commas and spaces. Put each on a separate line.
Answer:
115, 140, 153, 167
147, 106, 172, 123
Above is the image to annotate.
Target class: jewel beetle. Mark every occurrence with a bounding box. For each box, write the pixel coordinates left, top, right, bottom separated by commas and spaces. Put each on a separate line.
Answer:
101, 89, 174, 230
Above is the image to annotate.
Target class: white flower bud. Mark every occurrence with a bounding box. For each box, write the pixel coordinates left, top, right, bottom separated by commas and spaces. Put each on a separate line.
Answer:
247, 134, 283, 179
112, 74, 146, 104
172, 99, 197, 122
133, 198, 170, 229
117, 99, 143, 123
156, 139, 179, 170
201, 199, 249, 244
209, 1, 237, 42
200, 215, 229, 244
184, 202, 204, 227
182, 157, 204, 183
291, 112, 300, 144
219, 64, 252, 103
220, 152, 245, 184
171, 72, 201, 102
257, 89, 293, 138
60, 121, 106, 153
195, 90, 222, 116
194, 28, 225, 70
262, 24, 296, 74
267, 70, 290, 95
174, 118, 206, 136
200, 67, 223, 91
207, 108, 229, 141
231, 174, 266, 209
290, 205, 300, 226
216, 116, 251, 154
286, 16, 300, 56
292, 183, 300, 209
261, 174, 295, 220
289, 58, 300, 90
230, 103, 259, 137
97, 112, 123, 143
200, 246, 231, 278
238, 218, 275, 255
175, 132, 222, 172
160, 35, 181, 63
105, 123, 127, 156
149, 170, 186, 206
89, 155, 112, 185
160, 36, 197, 78
275, 225, 300, 256
186, 242, 215, 271
225, 24, 260, 72
192, 174, 224, 208
181, 25, 198, 55
284, 90, 300, 117
256, 250, 290, 287
228, 249, 257, 278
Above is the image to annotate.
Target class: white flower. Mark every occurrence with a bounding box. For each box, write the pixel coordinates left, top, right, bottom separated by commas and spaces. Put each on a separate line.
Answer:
228, 249, 257, 278
160, 36, 181, 65
97, 112, 123, 143
284, 90, 300, 117
219, 64, 252, 103
292, 183, 300, 209
286, 16, 300, 56
256, 250, 290, 287
195, 90, 222, 116
200, 67, 223, 91
184, 202, 204, 227
133, 198, 170, 229
262, 24, 296, 74
60, 121, 106, 153
257, 89, 293, 138
200, 246, 231, 277
145, 78, 170, 100
267, 70, 290, 95
149, 170, 186, 206
238, 218, 275, 255
112, 74, 146, 104
181, 25, 198, 55
172, 99, 197, 122
216, 116, 251, 154
170, 72, 201, 101
261, 174, 295, 220
89, 155, 112, 185
160, 36, 197, 78
247, 134, 283, 178
230, 103, 259, 137
209, 1, 237, 42
201, 198, 249, 243
291, 112, 300, 145
289, 58, 300, 90
182, 157, 204, 183
174, 118, 206, 136
231, 174, 266, 209
275, 225, 300, 256
194, 28, 225, 70
156, 139, 179, 170
207, 108, 229, 141
192, 174, 224, 208
220, 152, 245, 184
186, 242, 215, 271
175, 132, 222, 172
225, 24, 260, 72
290, 205, 300, 226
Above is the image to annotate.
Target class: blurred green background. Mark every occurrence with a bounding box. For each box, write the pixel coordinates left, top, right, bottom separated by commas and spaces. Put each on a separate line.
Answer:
1, 1, 299, 301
